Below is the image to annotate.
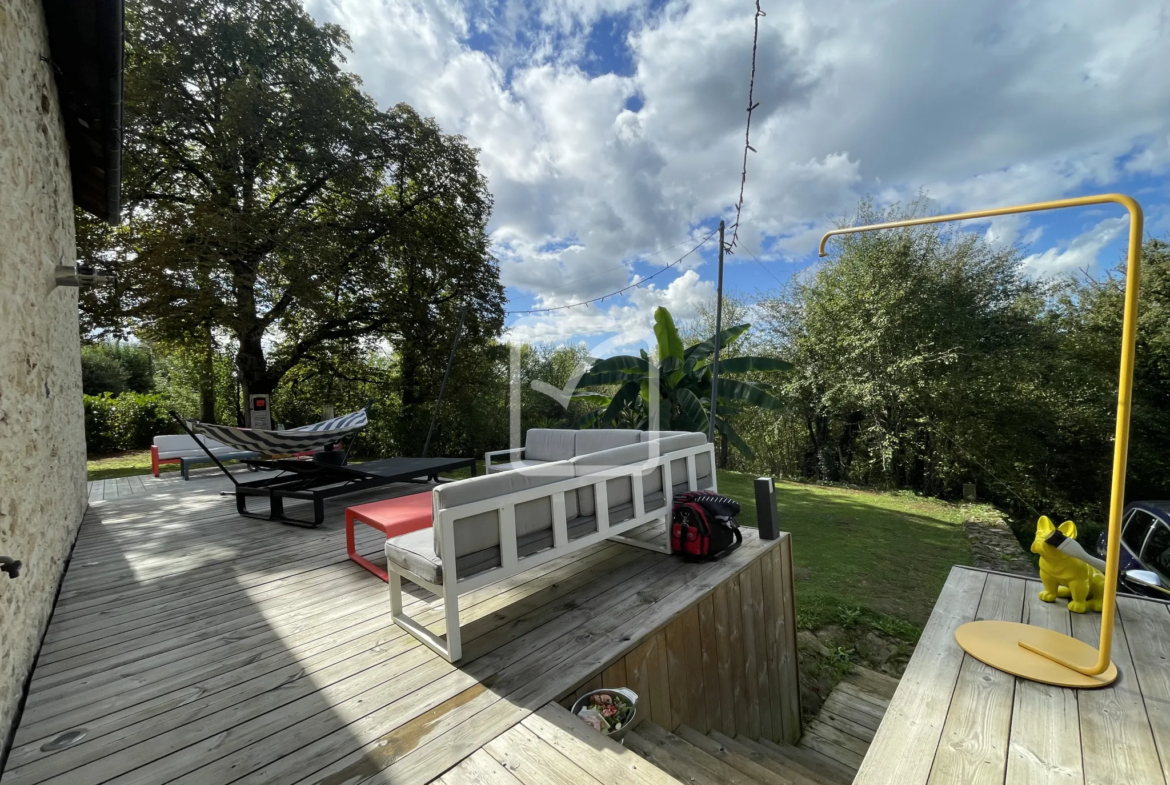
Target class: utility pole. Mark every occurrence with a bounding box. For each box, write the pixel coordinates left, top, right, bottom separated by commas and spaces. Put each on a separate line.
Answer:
707, 220, 725, 444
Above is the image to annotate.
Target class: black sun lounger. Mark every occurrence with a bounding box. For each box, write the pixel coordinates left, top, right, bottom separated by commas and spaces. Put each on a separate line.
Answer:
170, 411, 475, 527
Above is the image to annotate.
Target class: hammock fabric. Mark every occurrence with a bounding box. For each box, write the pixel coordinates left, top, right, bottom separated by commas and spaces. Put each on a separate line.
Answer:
192, 409, 368, 455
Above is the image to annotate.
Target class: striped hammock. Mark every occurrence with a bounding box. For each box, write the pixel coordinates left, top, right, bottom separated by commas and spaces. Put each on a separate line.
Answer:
192, 409, 368, 455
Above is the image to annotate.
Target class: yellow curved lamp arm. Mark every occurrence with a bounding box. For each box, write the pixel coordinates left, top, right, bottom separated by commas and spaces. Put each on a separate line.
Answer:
820, 194, 1143, 678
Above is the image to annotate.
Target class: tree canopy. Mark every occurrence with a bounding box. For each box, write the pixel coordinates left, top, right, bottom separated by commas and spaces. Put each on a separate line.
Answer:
750, 198, 1170, 536
78, 0, 504, 426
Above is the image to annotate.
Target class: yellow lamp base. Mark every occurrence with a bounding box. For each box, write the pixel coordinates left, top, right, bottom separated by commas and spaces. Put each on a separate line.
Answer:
955, 620, 1117, 689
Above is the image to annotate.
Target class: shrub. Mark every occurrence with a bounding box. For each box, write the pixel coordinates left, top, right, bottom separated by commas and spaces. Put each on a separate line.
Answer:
81, 342, 155, 395
84, 392, 181, 454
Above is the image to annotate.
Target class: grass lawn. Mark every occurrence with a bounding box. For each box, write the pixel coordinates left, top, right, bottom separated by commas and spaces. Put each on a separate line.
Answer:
718, 470, 985, 642
87, 450, 254, 480
88, 450, 169, 480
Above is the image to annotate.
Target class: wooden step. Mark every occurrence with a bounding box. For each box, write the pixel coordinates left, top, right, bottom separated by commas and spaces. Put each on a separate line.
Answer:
522, 704, 683, 785
673, 725, 796, 785
821, 691, 883, 733
759, 737, 857, 784
816, 703, 877, 744
800, 719, 867, 770
732, 735, 850, 785
833, 681, 890, 714
840, 667, 899, 702
625, 721, 768, 785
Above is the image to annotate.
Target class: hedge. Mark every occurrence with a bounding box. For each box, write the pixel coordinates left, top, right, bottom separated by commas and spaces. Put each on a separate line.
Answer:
84, 393, 182, 454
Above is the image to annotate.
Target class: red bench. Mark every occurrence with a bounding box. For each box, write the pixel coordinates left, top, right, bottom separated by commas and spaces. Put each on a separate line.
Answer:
346, 492, 434, 581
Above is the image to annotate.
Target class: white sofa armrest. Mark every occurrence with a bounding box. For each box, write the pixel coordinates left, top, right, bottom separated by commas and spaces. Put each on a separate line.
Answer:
484, 447, 524, 473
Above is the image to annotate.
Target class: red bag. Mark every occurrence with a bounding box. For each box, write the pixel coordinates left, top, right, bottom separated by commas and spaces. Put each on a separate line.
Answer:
670, 492, 743, 561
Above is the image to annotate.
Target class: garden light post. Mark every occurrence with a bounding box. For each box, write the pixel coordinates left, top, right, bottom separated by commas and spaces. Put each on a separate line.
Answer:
820, 193, 1144, 689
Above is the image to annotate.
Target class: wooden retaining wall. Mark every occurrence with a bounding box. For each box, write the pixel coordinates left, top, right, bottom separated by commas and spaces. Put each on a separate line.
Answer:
559, 534, 801, 744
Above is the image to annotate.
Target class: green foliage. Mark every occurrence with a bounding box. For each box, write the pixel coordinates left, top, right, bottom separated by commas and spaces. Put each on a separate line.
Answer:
77, 0, 504, 413
84, 393, 181, 453
576, 306, 790, 457
80, 342, 154, 395
746, 197, 1170, 535
81, 352, 129, 396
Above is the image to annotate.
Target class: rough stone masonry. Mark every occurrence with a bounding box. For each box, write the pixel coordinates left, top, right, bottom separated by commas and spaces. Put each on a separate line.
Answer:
0, 0, 89, 760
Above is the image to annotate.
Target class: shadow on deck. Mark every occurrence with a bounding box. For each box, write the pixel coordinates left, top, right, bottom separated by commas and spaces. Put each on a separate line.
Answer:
4, 475, 801, 785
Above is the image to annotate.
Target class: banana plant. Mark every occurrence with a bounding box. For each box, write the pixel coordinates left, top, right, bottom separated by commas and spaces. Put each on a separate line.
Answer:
573, 306, 791, 458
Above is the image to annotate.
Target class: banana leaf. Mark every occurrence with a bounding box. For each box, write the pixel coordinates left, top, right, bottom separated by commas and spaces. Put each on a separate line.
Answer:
684, 323, 751, 363
675, 387, 709, 432
714, 356, 793, 374
601, 381, 641, 426
714, 415, 754, 459
654, 307, 686, 384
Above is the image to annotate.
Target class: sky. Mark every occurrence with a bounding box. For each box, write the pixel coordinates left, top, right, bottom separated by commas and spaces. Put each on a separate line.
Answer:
304, 0, 1170, 354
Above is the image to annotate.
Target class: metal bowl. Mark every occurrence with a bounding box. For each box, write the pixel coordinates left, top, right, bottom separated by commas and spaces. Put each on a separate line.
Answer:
570, 687, 640, 742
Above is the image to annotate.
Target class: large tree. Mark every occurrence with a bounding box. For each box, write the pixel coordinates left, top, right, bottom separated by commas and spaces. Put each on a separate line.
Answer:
78, 0, 503, 423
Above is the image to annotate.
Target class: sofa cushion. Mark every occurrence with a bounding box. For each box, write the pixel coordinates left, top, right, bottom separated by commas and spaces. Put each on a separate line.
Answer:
524, 429, 577, 462
574, 429, 640, 456
432, 461, 571, 558
387, 512, 602, 586
154, 434, 239, 460
638, 430, 691, 443
570, 442, 650, 518
671, 450, 715, 495
386, 529, 502, 585
486, 458, 549, 474
651, 432, 707, 454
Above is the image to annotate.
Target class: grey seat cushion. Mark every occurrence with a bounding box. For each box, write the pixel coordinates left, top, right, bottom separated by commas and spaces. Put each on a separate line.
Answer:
573, 429, 641, 456
386, 515, 602, 585
524, 429, 577, 462
386, 528, 502, 585
432, 460, 573, 559
638, 430, 691, 442
487, 458, 549, 474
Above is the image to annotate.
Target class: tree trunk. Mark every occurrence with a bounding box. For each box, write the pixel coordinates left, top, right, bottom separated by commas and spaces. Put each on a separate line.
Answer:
718, 432, 730, 470
199, 324, 217, 423
236, 331, 274, 426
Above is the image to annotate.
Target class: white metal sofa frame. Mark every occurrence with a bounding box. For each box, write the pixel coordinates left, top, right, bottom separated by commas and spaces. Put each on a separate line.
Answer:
388, 439, 716, 662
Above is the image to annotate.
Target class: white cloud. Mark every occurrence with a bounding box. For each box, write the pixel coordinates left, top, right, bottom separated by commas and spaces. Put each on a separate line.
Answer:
506, 269, 714, 346
1021, 217, 1130, 277
303, 0, 1170, 348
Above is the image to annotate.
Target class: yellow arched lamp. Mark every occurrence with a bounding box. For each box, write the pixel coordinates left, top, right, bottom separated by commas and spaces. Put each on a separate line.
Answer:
819, 194, 1144, 689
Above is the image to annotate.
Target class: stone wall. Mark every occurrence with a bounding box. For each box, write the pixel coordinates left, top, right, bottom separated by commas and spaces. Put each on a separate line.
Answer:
0, 0, 89, 759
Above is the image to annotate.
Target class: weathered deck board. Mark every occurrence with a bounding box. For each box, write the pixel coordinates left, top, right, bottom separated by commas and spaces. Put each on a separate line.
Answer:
927, 572, 1023, 784
4, 477, 787, 785
858, 566, 1170, 785
853, 566, 987, 785
1117, 595, 1170, 784
1004, 581, 1082, 785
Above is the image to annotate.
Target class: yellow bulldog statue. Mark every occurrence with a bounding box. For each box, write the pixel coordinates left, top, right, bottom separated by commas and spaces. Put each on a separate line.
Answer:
1030, 516, 1104, 613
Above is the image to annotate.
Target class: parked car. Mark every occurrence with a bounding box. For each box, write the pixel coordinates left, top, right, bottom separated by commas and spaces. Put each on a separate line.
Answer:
1096, 501, 1170, 599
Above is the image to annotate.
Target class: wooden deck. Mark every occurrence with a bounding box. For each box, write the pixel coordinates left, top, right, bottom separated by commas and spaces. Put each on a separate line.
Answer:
4, 474, 795, 785
855, 565, 1170, 785
86, 464, 266, 500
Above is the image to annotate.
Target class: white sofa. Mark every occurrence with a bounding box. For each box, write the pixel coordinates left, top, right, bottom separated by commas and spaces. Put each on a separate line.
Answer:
485, 428, 654, 472
151, 434, 259, 479
387, 429, 716, 661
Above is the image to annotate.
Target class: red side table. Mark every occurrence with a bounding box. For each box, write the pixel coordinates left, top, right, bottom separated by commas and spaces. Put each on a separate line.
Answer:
346, 492, 434, 581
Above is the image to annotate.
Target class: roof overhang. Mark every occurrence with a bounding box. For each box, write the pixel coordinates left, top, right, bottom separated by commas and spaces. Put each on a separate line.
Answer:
41, 0, 124, 224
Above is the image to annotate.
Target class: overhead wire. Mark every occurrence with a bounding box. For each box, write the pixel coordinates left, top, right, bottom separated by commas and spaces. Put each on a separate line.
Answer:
517, 234, 711, 302
725, 0, 765, 257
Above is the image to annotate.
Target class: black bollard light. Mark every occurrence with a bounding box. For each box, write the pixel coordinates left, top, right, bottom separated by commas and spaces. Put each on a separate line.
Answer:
755, 477, 779, 540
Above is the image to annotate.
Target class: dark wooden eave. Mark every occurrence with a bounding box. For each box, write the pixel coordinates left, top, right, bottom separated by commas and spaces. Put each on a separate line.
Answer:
41, 0, 123, 224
